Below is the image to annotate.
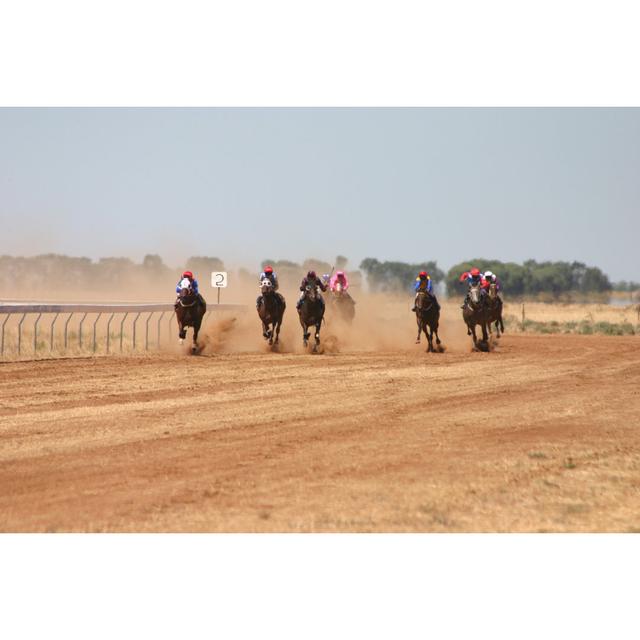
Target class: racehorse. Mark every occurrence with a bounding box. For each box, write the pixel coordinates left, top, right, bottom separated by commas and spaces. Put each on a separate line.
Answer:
329, 282, 356, 324
257, 278, 285, 346
462, 282, 490, 351
414, 291, 442, 352
486, 283, 505, 338
174, 278, 205, 354
298, 283, 324, 352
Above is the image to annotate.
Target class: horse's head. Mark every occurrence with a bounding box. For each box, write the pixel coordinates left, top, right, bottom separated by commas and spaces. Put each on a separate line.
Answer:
335, 282, 343, 294
488, 283, 497, 300
179, 277, 194, 298
305, 284, 317, 301
261, 278, 274, 295
468, 283, 484, 307
415, 291, 432, 311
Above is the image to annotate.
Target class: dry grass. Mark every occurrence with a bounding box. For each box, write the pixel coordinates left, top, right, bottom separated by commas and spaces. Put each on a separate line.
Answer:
504, 301, 640, 325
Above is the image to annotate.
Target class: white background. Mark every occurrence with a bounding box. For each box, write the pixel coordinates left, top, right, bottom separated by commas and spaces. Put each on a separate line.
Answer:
1, 1, 639, 638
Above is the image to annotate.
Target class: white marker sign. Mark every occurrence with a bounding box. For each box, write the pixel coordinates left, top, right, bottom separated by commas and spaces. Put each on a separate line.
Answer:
211, 272, 228, 288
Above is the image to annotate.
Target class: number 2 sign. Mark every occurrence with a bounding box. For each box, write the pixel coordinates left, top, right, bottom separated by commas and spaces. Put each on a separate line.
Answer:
211, 272, 228, 288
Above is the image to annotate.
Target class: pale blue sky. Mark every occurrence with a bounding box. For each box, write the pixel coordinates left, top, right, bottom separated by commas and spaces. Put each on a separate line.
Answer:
0, 108, 637, 280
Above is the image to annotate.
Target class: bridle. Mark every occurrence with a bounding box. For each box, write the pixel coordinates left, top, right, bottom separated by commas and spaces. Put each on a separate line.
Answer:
179, 287, 197, 307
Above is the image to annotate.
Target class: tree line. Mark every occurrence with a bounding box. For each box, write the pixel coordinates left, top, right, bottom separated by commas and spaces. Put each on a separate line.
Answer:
0, 253, 224, 294
0, 253, 626, 299
358, 257, 619, 298
444, 259, 613, 297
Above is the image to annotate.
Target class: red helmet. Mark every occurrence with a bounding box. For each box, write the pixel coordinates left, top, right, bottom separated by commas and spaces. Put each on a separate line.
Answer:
264, 265, 273, 274
307, 270, 316, 279
470, 268, 481, 277
419, 271, 428, 278
337, 271, 345, 278
182, 270, 193, 279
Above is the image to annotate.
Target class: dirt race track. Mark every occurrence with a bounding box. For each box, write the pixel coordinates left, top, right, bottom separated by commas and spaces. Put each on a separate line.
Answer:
1, 334, 639, 532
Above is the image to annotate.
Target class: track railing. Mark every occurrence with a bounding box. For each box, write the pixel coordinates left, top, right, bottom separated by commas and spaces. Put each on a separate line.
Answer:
0, 303, 246, 359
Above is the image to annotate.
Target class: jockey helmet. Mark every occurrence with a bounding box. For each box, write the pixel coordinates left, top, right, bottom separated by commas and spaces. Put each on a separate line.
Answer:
264, 265, 273, 274
484, 270, 494, 279
419, 271, 428, 279
470, 267, 481, 277
307, 270, 316, 279
337, 271, 345, 278
182, 270, 193, 279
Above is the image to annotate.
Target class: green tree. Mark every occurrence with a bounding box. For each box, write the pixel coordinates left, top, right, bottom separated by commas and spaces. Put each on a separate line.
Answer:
359, 258, 444, 292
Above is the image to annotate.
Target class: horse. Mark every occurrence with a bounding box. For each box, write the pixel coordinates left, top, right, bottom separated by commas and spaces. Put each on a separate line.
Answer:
297, 284, 324, 352
486, 283, 505, 337
174, 278, 206, 354
329, 282, 356, 324
257, 278, 286, 346
414, 291, 442, 352
462, 282, 490, 351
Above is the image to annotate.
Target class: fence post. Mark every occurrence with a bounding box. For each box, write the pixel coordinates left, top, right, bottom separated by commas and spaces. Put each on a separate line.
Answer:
145, 312, 152, 351
157, 311, 165, 348
1, 314, 9, 356
64, 313, 74, 350
50, 313, 60, 352
119, 312, 129, 353
78, 312, 88, 349
17, 313, 26, 356
92, 313, 102, 353
132, 312, 141, 351
33, 312, 43, 355
106, 313, 115, 354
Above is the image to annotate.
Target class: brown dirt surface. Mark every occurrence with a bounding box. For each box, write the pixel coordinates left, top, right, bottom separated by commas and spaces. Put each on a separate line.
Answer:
1, 333, 639, 532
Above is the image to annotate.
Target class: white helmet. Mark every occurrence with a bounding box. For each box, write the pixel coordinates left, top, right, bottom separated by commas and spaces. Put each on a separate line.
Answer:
484, 270, 494, 278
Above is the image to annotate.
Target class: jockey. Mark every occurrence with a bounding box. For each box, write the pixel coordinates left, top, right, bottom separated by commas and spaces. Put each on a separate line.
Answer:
329, 270, 350, 293
256, 265, 283, 309
296, 270, 327, 310
483, 270, 501, 291
175, 270, 206, 312
483, 270, 503, 301
459, 267, 484, 287
411, 271, 440, 312
460, 267, 486, 307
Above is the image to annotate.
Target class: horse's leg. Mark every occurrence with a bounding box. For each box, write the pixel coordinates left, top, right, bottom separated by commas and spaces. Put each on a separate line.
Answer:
481, 321, 489, 347
433, 317, 442, 347
415, 314, 422, 344
177, 317, 186, 342
425, 323, 434, 352
465, 313, 472, 335
191, 318, 201, 353
471, 324, 478, 350
274, 313, 282, 344
313, 319, 321, 353
300, 316, 309, 347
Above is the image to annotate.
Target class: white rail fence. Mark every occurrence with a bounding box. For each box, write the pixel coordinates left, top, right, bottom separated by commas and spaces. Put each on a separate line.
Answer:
0, 303, 246, 359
